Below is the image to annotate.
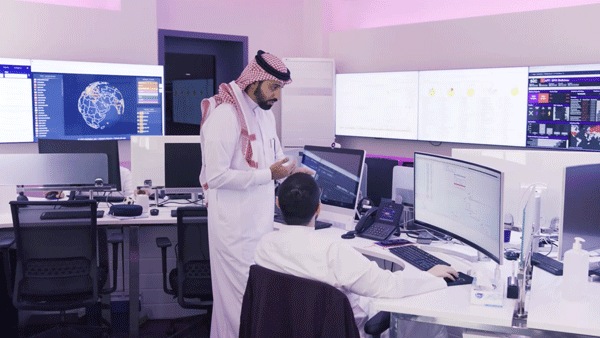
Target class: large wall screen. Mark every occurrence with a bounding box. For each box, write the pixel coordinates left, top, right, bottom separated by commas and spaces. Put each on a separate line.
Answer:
32, 59, 164, 141
527, 64, 600, 151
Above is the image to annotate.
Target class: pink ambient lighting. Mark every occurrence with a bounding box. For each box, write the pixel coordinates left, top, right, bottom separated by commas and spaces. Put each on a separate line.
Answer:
327, 0, 600, 31
20, 0, 121, 11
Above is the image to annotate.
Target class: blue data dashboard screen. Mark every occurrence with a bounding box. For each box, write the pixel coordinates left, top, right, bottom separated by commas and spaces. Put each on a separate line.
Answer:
31, 59, 164, 141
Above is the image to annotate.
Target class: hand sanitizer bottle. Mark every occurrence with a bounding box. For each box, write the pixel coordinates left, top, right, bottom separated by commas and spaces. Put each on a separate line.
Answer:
562, 237, 589, 301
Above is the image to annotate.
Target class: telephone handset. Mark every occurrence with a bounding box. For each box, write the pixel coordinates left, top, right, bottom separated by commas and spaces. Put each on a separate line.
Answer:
355, 198, 404, 241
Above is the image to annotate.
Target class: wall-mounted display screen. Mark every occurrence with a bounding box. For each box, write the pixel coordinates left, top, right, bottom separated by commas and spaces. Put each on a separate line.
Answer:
0, 58, 35, 143
335, 71, 419, 140
31, 59, 164, 141
417, 67, 529, 146
527, 64, 600, 151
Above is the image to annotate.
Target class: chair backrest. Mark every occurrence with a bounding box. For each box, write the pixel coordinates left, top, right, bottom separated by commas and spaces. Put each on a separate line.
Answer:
240, 264, 360, 338
365, 157, 399, 207
175, 206, 212, 305
9, 200, 99, 311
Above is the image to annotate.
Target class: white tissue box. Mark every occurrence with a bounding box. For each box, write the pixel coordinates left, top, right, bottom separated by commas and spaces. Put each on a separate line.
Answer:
470, 283, 504, 307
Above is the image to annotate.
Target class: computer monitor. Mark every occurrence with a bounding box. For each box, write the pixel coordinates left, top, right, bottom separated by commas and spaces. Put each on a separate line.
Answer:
130, 135, 202, 197
164, 142, 202, 194
452, 148, 600, 237
527, 64, 600, 151
300, 145, 366, 230
0, 58, 35, 143
417, 66, 529, 147
31, 59, 164, 141
559, 163, 600, 259
413, 152, 504, 264
335, 71, 419, 140
37, 138, 121, 191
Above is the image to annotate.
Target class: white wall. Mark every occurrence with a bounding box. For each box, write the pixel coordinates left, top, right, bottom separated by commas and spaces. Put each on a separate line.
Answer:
0, 1, 157, 63
328, 4, 600, 157
156, 0, 318, 59
0, 0, 158, 157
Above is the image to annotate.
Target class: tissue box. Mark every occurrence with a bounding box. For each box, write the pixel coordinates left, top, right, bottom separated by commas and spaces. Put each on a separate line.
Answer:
470, 283, 504, 307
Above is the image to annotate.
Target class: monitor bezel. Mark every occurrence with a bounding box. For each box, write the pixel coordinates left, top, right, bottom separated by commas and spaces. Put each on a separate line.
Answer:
37, 138, 122, 192
413, 152, 504, 264
301, 145, 366, 213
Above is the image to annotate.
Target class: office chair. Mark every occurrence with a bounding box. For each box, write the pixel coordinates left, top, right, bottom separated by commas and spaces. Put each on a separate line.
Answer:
365, 157, 399, 207
7, 200, 122, 338
239, 264, 359, 338
240, 264, 391, 338
155, 206, 212, 337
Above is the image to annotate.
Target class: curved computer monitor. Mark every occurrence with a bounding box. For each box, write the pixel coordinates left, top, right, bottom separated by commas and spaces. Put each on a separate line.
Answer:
301, 145, 365, 229
413, 152, 504, 264
38, 138, 121, 191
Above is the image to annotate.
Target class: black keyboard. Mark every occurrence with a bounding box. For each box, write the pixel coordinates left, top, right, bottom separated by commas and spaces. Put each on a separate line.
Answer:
389, 245, 473, 286
273, 214, 332, 230
40, 210, 105, 220
73, 195, 125, 203
170, 207, 207, 217
166, 193, 193, 200
531, 252, 563, 276
389, 245, 449, 271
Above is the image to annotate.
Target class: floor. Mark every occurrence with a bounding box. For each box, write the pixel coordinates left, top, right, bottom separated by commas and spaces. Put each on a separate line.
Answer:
18, 314, 211, 338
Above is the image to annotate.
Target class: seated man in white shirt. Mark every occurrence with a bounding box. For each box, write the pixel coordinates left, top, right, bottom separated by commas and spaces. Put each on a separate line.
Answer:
255, 172, 458, 337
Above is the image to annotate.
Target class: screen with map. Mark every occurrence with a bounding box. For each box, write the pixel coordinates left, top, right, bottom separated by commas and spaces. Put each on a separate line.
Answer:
31, 59, 164, 141
527, 64, 600, 151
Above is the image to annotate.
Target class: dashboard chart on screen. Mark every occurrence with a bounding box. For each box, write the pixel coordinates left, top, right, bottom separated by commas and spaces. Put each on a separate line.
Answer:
335, 71, 419, 140
413, 152, 504, 264
527, 64, 600, 151
31, 59, 164, 141
417, 66, 529, 147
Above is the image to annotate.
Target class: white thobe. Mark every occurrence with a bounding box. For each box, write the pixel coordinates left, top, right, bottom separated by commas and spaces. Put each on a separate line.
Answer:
200, 82, 284, 338
254, 225, 449, 338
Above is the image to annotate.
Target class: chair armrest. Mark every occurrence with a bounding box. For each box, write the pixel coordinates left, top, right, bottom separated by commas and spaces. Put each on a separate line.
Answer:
156, 237, 172, 248
0, 235, 15, 296
364, 311, 390, 336
156, 237, 175, 295
0, 235, 15, 249
102, 232, 123, 294
107, 233, 124, 244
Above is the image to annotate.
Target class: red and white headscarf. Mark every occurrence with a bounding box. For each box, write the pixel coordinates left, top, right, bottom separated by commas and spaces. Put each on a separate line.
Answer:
200, 50, 292, 169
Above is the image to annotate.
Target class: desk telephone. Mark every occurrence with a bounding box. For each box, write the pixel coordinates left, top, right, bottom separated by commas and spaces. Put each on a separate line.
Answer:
355, 198, 404, 241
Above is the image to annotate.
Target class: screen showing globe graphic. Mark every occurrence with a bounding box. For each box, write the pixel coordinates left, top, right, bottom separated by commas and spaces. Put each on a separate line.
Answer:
78, 81, 125, 130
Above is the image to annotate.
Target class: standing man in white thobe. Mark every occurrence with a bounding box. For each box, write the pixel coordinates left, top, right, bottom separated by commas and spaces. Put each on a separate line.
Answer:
199, 50, 304, 338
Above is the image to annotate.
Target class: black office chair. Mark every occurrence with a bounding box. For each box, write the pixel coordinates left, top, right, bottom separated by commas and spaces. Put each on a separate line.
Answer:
156, 206, 212, 337
365, 157, 399, 207
240, 264, 390, 338
7, 200, 122, 338
239, 264, 359, 337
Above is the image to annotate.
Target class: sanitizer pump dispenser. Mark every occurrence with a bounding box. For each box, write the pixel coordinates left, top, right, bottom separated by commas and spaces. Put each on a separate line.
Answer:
562, 237, 589, 301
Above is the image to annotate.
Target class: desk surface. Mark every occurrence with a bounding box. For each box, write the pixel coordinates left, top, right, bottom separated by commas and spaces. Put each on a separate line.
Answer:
0, 203, 179, 229
2, 205, 600, 337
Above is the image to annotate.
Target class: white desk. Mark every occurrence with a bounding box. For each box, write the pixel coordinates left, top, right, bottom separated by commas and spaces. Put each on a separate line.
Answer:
527, 267, 600, 337
368, 250, 600, 337
4, 211, 600, 337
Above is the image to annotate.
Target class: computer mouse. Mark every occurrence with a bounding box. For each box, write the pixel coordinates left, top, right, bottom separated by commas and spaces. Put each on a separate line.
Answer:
341, 231, 356, 239
150, 208, 159, 216
45, 191, 63, 200
504, 250, 520, 261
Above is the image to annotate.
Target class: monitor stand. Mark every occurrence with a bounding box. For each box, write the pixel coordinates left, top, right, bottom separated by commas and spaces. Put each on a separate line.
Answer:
417, 243, 479, 263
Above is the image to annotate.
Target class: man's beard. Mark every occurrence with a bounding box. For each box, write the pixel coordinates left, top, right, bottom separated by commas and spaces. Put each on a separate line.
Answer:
254, 85, 276, 110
